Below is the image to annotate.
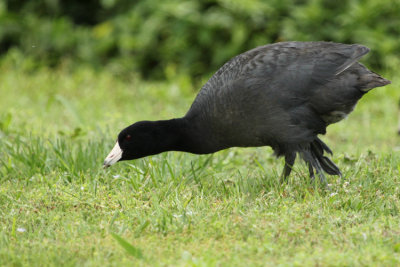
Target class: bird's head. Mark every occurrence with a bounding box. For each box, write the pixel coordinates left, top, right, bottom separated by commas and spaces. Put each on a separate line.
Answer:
103, 121, 161, 168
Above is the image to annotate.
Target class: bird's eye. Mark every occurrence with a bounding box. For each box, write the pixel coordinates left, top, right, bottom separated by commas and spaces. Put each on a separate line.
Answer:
125, 134, 132, 141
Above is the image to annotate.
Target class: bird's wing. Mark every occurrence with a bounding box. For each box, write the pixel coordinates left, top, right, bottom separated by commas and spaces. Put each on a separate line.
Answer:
187, 42, 369, 115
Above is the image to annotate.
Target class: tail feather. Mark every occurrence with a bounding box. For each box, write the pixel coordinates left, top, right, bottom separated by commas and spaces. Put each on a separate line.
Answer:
355, 63, 391, 92
360, 74, 391, 91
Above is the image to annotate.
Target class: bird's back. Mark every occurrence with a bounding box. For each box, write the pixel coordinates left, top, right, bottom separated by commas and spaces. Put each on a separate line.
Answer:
185, 41, 390, 151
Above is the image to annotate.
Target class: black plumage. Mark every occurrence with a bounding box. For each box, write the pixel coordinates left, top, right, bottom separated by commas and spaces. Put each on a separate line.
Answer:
104, 41, 391, 183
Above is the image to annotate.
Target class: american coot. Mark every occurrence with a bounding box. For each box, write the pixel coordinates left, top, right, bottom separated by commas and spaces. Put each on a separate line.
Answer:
104, 41, 390, 183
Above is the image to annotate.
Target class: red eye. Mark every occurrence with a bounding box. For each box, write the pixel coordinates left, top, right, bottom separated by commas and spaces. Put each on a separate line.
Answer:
125, 134, 132, 141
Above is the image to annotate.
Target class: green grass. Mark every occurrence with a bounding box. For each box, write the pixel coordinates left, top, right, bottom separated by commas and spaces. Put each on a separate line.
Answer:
1, 59, 400, 266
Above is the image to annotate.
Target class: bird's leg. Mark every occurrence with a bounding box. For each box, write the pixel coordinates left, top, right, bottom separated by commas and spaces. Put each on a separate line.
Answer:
308, 160, 327, 186
315, 167, 327, 185
313, 160, 327, 186
280, 153, 296, 183
308, 163, 315, 182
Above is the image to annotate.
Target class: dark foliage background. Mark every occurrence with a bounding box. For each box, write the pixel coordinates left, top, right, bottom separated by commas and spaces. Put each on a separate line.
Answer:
1, 0, 399, 79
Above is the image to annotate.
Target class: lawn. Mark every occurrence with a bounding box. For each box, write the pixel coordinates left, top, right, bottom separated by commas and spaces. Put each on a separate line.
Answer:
1, 57, 400, 266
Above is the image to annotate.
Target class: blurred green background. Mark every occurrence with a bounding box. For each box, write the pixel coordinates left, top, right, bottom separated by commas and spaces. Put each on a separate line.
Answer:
1, 0, 399, 79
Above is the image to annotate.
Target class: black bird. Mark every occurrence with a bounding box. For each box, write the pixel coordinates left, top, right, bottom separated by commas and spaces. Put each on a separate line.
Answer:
104, 41, 390, 183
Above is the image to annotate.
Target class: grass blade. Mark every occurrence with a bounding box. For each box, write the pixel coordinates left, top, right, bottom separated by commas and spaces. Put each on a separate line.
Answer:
111, 233, 144, 259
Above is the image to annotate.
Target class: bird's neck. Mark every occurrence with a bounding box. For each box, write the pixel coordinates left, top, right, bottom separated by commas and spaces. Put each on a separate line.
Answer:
153, 117, 222, 155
